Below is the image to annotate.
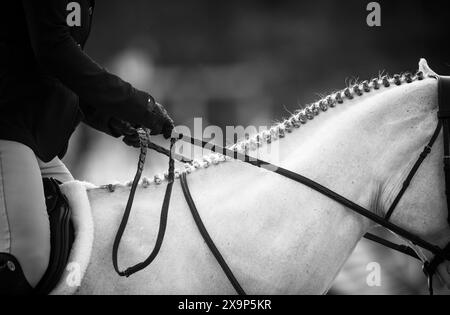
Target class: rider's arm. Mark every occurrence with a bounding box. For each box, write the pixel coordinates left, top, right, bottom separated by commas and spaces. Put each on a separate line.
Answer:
80, 101, 142, 147
21, 0, 156, 129
78, 102, 121, 137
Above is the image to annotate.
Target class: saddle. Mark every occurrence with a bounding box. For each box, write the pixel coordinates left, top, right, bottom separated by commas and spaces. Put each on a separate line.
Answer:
0, 178, 74, 295
35, 178, 74, 295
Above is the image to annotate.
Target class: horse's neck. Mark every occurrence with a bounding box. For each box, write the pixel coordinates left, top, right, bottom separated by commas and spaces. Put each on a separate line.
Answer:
172, 78, 438, 292
85, 78, 438, 294
265, 78, 438, 209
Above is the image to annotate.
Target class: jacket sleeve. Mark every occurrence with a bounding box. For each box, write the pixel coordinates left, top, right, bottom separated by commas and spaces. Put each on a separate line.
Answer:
21, 0, 154, 128
78, 101, 121, 137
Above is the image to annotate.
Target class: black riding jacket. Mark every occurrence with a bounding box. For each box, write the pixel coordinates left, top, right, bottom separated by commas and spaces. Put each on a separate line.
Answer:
0, 0, 153, 162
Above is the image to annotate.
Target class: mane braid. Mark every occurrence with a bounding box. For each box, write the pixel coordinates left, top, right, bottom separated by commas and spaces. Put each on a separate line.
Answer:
105, 70, 425, 190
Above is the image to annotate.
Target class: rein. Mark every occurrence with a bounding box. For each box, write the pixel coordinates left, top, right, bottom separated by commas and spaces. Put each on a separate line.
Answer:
112, 130, 176, 277
112, 75, 450, 295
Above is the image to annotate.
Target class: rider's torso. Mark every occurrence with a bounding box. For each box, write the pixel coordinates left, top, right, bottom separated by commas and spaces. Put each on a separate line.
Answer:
0, 0, 95, 162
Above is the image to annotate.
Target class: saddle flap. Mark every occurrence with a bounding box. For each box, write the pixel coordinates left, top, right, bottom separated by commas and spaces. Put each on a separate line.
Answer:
35, 178, 74, 295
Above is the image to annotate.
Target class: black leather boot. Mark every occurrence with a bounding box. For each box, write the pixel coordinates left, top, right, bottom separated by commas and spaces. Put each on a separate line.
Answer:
0, 253, 33, 295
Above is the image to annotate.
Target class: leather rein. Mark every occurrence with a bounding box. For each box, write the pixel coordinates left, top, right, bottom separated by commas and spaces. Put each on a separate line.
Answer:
112, 75, 450, 295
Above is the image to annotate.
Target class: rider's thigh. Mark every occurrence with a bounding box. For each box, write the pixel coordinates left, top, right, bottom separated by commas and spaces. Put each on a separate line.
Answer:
0, 140, 50, 288
38, 157, 74, 183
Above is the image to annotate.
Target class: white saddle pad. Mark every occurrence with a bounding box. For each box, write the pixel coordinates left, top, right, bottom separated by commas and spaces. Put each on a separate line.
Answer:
49, 181, 94, 295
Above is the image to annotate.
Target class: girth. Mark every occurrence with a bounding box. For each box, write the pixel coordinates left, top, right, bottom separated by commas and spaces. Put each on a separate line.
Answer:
112, 75, 450, 295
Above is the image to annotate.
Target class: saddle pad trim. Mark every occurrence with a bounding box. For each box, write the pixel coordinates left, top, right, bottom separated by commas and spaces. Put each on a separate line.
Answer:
50, 181, 94, 295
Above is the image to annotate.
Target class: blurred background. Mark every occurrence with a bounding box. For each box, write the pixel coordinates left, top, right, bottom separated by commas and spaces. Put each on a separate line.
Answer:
64, 0, 450, 294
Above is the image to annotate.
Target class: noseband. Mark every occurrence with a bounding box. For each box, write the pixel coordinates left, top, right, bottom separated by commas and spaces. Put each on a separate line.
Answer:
112, 75, 450, 295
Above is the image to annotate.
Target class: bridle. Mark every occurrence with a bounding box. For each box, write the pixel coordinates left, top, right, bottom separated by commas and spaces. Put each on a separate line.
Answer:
112, 75, 450, 295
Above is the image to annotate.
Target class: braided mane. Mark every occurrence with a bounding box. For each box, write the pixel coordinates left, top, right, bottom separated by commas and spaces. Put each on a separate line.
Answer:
105, 70, 427, 190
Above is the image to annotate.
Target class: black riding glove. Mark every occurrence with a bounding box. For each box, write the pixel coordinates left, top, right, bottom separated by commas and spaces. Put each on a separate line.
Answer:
108, 98, 174, 148
109, 118, 141, 148
145, 98, 174, 139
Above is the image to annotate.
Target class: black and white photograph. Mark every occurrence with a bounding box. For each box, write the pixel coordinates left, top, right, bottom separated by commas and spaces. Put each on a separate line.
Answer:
1, 0, 450, 301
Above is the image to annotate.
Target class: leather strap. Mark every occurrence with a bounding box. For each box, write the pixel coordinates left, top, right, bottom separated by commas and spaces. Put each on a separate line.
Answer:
172, 132, 444, 295
423, 242, 450, 295
180, 173, 246, 295
418, 76, 450, 294
385, 121, 442, 220
363, 233, 420, 260
173, 132, 450, 261
439, 76, 450, 225
112, 131, 177, 277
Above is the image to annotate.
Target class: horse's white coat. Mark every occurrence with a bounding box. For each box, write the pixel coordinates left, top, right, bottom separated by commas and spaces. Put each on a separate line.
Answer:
79, 60, 450, 294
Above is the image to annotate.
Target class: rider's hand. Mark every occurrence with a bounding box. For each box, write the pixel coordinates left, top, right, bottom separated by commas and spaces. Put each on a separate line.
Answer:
145, 98, 174, 139
109, 118, 141, 148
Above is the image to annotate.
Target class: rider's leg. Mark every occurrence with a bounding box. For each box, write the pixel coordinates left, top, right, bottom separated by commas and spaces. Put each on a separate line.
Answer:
0, 140, 50, 289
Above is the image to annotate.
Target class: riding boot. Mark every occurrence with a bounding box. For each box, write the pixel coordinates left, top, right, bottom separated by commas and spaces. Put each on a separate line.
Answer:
0, 253, 33, 295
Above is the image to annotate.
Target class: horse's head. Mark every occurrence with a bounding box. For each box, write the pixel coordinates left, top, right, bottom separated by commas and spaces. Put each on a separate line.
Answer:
373, 59, 450, 288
